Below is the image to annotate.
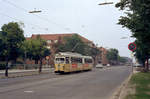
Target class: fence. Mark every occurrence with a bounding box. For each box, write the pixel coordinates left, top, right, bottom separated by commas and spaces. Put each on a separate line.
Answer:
0, 64, 52, 70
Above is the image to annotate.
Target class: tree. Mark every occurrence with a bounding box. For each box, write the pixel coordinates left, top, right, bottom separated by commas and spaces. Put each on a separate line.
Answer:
116, 0, 150, 70
89, 47, 101, 66
24, 36, 50, 73
134, 40, 148, 67
118, 56, 128, 64
106, 48, 119, 65
20, 40, 29, 65
57, 34, 87, 55
0, 22, 25, 76
0, 31, 7, 61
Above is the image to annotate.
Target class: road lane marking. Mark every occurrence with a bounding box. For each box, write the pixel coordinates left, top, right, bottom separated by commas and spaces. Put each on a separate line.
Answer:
24, 91, 34, 93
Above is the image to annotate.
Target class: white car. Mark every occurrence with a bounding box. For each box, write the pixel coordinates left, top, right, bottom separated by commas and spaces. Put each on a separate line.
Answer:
134, 63, 141, 67
96, 64, 103, 68
107, 64, 110, 67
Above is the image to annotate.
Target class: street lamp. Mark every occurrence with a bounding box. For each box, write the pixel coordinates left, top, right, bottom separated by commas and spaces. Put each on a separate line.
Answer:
29, 8, 42, 13
98, 0, 113, 5
120, 37, 128, 39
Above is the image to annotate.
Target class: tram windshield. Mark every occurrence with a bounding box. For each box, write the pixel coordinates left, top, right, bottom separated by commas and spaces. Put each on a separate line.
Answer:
55, 58, 65, 64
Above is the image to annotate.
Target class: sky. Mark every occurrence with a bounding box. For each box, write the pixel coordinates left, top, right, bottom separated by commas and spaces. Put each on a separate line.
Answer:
0, 0, 134, 57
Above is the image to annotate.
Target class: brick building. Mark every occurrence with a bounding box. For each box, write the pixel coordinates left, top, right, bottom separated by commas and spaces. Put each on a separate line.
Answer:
98, 47, 109, 65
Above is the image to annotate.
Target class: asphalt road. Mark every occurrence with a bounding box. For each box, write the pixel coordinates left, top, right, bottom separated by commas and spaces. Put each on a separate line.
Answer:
0, 66, 131, 99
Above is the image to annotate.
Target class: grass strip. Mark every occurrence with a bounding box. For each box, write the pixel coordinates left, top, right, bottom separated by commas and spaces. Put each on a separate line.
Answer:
126, 72, 150, 99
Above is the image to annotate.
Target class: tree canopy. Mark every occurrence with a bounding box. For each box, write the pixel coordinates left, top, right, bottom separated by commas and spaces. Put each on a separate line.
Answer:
106, 48, 119, 65
22, 35, 51, 73
57, 34, 86, 55
23, 35, 50, 63
118, 56, 128, 64
0, 22, 25, 61
56, 34, 101, 56
0, 22, 25, 76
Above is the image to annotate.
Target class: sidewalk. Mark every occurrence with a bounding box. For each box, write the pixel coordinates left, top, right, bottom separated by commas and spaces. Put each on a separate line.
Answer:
0, 68, 54, 79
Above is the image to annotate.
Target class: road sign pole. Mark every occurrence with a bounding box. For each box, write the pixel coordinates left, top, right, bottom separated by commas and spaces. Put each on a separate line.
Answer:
131, 52, 134, 74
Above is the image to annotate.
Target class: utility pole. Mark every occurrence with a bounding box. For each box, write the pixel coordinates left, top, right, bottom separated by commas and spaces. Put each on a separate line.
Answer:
131, 52, 134, 74
71, 43, 79, 52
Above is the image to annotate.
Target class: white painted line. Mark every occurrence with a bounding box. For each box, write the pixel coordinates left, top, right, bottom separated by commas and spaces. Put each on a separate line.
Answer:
24, 91, 34, 93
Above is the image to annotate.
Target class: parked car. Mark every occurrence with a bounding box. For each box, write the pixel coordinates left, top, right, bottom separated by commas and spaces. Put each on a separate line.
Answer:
107, 64, 110, 67
134, 63, 142, 67
96, 64, 103, 68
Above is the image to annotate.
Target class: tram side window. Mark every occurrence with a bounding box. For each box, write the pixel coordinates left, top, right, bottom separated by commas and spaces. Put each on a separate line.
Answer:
55, 58, 65, 63
85, 58, 93, 63
71, 57, 82, 63
71, 57, 77, 63
66, 57, 69, 64
78, 58, 82, 63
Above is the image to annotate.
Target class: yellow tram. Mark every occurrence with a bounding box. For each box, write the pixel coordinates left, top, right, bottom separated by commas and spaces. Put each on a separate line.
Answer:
54, 52, 93, 73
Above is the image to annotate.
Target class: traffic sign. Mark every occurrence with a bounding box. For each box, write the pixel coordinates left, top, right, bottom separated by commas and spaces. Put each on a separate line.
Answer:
128, 42, 136, 51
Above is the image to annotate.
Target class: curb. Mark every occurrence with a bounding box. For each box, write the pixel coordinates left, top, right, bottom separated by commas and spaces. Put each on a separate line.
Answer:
111, 73, 133, 99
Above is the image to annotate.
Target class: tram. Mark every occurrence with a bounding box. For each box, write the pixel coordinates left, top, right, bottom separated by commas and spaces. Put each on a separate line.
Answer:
54, 52, 93, 73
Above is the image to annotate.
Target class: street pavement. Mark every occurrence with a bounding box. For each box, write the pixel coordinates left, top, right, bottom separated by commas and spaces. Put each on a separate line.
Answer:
0, 66, 131, 99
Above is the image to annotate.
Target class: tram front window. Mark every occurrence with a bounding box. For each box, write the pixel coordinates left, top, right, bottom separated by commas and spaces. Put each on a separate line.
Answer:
55, 58, 65, 64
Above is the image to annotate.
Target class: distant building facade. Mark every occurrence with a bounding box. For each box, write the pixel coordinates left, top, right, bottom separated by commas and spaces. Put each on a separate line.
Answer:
98, 47, 109, 65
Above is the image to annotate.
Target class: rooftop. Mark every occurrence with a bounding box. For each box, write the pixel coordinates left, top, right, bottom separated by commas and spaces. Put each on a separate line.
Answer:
30, 33, 93, 43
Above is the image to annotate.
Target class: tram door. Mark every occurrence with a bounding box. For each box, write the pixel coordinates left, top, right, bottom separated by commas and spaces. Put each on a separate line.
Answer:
65, 57, 70, 72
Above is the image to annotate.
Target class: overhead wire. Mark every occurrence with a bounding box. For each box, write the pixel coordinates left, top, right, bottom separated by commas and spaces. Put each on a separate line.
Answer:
2, 0, 73, 32
0, 12, 54, 33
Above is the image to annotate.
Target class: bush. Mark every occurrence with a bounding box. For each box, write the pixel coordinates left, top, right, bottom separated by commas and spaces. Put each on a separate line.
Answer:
0, 62, 6, 70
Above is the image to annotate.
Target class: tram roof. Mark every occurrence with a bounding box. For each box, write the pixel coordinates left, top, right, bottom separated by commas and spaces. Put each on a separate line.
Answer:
55, 52, 92, 58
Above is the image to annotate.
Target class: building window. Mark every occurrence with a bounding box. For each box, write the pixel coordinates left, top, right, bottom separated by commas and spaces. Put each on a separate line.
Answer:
54, 40, 58, 43
47, 40, 51, 44
47, 46, 51, 49
88, 43, 92, 47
